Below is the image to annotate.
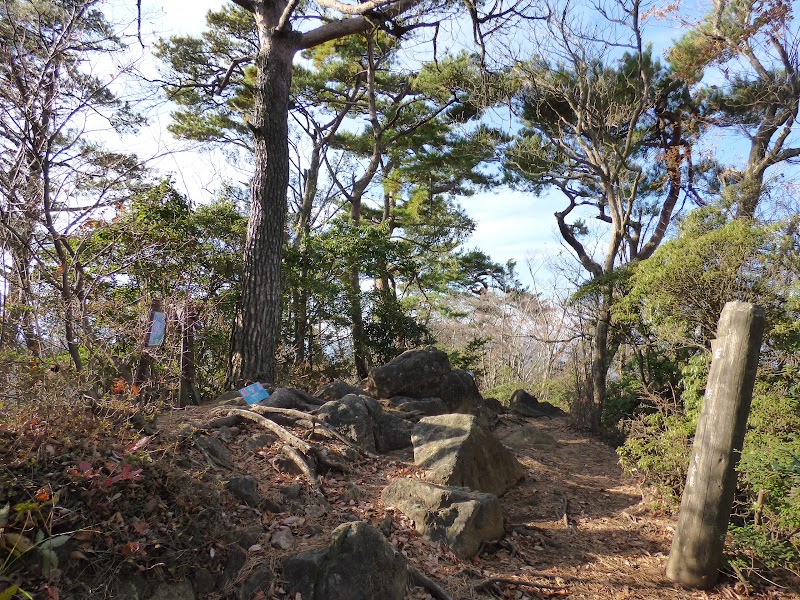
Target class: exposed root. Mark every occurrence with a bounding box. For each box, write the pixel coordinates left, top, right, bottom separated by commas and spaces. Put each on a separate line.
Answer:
408, 564, 454, 600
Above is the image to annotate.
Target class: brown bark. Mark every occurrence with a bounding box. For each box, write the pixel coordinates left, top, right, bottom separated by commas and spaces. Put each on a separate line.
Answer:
227, 6, 297, 387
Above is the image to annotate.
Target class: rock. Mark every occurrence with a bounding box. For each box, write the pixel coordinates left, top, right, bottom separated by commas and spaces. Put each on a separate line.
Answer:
238, 566, 273, 599
283, 521, 408, 600
272, 454, 303, 475
338, 482, 362, 504
482, 397, 507, 414
382, 478, 504, 559
192, 568, 217, 595
243, 432, 276, 451
282, 482, 303, 502
412, 414, 525, 496
471, 398, 499, 430
366, 348, 477, 414
388, 397, 448, 416
368, 406, 413, 452
224, 476, 261, 507
261, 495, 285, 513
270, 526, 295, 550
316, 380, 366, 402
149, 581, 195, 600
509, 389, 566, 418
221, 545, 247, 586
366, 347, 451, 400
317, 395, 376, 452
194, 435, 232, 470
212, 389, 247, 405
438, 369, 481, 414
113, 573, 151, 600
223, 526, 263, 550
503, 425, 557, 451
259, 387, 323, 411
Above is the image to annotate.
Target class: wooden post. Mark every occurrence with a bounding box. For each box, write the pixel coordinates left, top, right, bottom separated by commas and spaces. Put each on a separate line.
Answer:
666, 301, 765, 589
178, 301, 201, 407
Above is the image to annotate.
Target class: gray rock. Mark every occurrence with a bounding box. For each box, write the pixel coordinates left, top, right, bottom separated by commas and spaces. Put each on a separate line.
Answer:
194, 435, 232, 470
317, 395, 376, 452
338, 482, 362, 504
412, 414, 525, 496
113, 573, 151, 600
389, 397, 448, 416
238, 566, 273, 599
272, 454, 303, 475
259, 387, 323, 411
149, 581, 195, 600
283, 521, 408, 600
221, 545, 247, 586
243, 432, 277, 451
223, 526, 263, 550
282, 482, 303, 501
367, 405, 413, 452
270, 526, 295, 550
192, 568, 217, 595
509, 389, 566, 418
367, 347, 452, 400
438, 369, 481, 414
481, 397, 507, 414
382, 478, 504, 559
224, 476, 261, 507
503, 425, 557, 451
316, 380, 366, 402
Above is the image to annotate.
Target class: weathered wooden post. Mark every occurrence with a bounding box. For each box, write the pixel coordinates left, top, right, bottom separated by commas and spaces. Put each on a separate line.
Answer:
666, 301, 765, 589
178, 300, 201, 407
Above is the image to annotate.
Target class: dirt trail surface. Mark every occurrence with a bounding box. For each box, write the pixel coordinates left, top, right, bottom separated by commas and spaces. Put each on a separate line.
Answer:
4, 402, 797, 599
158, 405, 796, 600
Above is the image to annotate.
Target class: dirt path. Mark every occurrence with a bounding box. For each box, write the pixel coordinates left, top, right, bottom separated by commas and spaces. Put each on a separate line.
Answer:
161, 406, 797, 600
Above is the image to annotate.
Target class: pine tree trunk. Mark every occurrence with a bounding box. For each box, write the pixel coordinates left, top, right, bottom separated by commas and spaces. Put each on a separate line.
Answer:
227, 23, 296, 387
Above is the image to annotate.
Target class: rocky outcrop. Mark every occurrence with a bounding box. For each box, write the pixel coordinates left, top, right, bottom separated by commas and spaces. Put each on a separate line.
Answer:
259, 387, 324, 411
382, 478, 504, 558
315, 380, 367, 402
283, 521, 408, 600
509, 389, 566, 418
366, 347, 476, 413
412, 414, 525, 496
316, 394, 412, 453
387, 396, 448, 416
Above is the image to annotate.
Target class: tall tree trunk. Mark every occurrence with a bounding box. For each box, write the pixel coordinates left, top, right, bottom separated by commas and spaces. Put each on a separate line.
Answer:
348, 199, 369, 379
227, 23, 296, 387
590, 294, 611, 431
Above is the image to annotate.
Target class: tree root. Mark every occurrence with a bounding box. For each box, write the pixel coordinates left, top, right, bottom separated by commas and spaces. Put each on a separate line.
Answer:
408, 565, 453, 600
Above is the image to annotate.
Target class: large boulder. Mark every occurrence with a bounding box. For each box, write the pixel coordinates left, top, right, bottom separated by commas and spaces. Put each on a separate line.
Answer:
382, 478, 504, 559
259, 387, 324, 411
316, 394, 412, 453
315, 380, 367, 402
412, 414, 525, 496
283, 521, 408, 600
388, 396, 448, 416
509, 389, 566, 418
317, 395, 377, 452
367, 347, 475, 413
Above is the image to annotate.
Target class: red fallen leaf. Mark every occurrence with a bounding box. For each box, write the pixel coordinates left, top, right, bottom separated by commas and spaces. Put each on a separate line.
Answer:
131, 520, 150, 535
121, 541, 140, 555
35, 486, 51, 502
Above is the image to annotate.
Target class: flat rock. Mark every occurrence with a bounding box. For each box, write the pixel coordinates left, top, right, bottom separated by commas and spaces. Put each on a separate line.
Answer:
270, 526, 295, 550
388, 397, 448, 416
382, 478, 504, 558
259, 387, 323, 411
283, 521, 408, 600
412, 414, 525, 496
503, 425, 557, 451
